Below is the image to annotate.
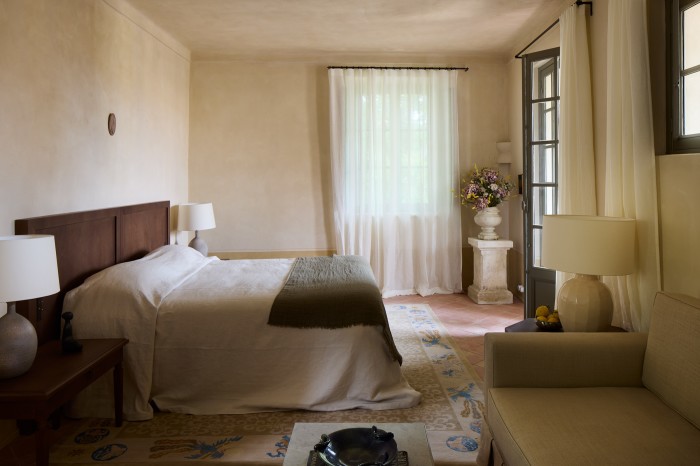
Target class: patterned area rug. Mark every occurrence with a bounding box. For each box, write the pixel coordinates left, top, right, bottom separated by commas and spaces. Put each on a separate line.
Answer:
51, 304, 485, 465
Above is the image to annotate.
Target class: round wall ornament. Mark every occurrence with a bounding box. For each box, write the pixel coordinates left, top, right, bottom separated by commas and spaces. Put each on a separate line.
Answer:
107, 113, 116, 135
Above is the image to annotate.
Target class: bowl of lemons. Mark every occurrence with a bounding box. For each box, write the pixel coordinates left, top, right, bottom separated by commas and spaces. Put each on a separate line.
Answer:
535, 305, 562, 331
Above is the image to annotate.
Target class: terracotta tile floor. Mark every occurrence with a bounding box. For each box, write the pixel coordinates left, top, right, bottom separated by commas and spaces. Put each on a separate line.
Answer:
385, 292, 524, 381
0, 292, 523, 464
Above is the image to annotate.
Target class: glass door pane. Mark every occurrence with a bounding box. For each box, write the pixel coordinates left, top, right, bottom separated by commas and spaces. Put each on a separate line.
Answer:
531, 144, 556, 184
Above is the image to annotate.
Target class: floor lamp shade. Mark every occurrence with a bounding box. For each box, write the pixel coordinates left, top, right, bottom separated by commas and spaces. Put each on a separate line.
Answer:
542, 216, 636, 331
0, 235, 60, 378
177, 203, 216, 256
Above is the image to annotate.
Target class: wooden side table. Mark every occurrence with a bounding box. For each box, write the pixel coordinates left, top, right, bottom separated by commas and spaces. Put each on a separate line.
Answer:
0, 338, 128, 466
505, 318, 625, 332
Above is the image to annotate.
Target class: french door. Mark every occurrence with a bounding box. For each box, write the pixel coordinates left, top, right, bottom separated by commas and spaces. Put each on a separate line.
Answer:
522, 48, 560, 317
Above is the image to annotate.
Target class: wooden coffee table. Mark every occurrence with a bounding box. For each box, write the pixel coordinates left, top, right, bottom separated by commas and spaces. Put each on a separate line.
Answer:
284, 422, 434, 466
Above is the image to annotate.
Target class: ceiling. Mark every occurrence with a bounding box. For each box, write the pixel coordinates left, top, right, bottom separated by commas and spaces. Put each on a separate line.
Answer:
123, 0, 568, 61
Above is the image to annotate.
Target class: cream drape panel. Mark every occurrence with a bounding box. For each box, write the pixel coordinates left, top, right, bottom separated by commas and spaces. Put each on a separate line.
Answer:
556, 5, 597, 294
329, 68, 462, 298
603, 0, 661, 331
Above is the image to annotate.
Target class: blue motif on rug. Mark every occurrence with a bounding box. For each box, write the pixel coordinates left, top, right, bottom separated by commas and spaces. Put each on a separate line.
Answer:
446, 435, 479, 452
401, 304, 486, 458
470, 420, 482, 435
267, 435, 290, 458
149, 437, 243, 459
92, 444, 128, 461
447, 383, 485, 419
420, 329, 452, 349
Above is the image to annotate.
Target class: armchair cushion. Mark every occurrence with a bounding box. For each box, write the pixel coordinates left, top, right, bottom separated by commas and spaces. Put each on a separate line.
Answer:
487, 386, 700, 466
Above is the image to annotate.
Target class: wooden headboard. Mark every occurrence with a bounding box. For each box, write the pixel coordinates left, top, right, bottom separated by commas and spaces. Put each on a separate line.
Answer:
14, 201, 170, 345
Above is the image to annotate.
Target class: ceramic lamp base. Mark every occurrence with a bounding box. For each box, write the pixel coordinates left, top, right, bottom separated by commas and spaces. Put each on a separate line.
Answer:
557, 274, 613, 332
188, 231, 209, 257
0, 303, 38, 379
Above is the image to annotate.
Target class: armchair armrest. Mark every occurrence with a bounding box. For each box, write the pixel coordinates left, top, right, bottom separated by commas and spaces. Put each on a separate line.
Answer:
484, 332, 648, 394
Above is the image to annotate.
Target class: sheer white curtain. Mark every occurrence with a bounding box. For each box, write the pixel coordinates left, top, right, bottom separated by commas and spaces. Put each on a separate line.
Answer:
603, 0, 661, 331
556, 4, 597, 293
328, 68, 462, 297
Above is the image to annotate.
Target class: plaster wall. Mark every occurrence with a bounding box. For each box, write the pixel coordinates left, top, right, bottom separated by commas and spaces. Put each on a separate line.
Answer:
188, 57, 509, 254
0, 0, 191, 241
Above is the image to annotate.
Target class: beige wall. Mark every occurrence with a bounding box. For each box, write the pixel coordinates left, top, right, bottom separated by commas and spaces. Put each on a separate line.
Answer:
189, 57, 510, 255
188, 61, 332, 253
0, 0, 191, 239
657, 155, 700, 296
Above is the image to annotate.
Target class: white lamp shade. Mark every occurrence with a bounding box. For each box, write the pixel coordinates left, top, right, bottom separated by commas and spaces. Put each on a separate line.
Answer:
541, 215, 636, 276
177, 203, 216, 232
0, 235, 60, 303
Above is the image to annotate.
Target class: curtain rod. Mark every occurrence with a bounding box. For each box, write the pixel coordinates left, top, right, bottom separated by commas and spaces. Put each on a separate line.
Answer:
327, 66, 468, 71
514, 0, 593, 59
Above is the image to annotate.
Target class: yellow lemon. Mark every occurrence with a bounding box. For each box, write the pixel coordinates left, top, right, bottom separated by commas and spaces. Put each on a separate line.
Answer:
536, 315, 547, 322
535, 305, 550, 318
547, 314, 560, 323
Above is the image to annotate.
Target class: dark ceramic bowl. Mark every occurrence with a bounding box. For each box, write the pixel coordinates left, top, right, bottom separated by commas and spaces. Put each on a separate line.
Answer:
314, 426, 398, 466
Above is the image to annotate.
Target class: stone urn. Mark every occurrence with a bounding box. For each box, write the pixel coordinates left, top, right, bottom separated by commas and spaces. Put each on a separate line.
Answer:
474, 206, 501, 240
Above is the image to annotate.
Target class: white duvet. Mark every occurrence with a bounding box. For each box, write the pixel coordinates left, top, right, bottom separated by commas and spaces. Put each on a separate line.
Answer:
64, 245, 420, 421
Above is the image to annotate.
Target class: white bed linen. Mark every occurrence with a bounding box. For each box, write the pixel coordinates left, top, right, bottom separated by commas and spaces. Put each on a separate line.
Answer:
64, 245, 420, 421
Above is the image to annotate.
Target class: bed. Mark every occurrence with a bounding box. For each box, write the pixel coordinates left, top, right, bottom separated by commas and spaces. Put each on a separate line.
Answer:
15, 202, 420, 421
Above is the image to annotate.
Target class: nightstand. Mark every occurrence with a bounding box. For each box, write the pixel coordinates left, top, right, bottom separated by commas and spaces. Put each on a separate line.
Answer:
0, 338, 128, 466
505, 318, 625, 332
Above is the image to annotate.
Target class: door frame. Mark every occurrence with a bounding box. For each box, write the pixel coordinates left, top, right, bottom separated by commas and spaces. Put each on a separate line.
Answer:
522, 47, 560, 318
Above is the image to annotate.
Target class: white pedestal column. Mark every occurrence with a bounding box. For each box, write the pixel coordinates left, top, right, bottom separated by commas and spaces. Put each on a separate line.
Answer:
467, 237, 513, 305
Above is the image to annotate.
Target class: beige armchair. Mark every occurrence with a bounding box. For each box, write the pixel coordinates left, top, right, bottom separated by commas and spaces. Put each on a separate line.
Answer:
477, 292, 700, 466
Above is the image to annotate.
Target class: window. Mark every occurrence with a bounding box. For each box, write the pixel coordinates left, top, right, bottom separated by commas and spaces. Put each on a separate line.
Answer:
328, 68, 462, 296
330, 70, 458, 217
669, 0, 700, 153
356, 91, 432, 214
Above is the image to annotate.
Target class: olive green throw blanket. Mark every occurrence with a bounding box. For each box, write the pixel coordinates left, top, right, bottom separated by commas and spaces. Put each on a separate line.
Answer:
268, 255, 402, 364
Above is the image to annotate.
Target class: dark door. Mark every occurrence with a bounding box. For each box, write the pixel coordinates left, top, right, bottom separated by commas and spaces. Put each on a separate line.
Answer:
523, 48, 560, 318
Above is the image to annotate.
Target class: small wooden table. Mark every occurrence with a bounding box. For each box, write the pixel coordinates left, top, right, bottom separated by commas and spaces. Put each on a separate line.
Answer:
0, 338, 128, 466
505, 318, 625, 332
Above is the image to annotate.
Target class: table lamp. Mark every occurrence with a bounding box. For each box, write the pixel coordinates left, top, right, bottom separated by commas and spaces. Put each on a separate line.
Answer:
541, 215, 635, 331
177, 203, 216, 256
0, 235, 60, 378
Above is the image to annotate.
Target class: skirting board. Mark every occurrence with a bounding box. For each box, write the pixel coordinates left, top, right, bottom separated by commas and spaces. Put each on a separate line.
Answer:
212, 250, 335, 260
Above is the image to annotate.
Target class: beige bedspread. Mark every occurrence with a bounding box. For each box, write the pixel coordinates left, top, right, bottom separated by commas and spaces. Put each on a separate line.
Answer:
63, 246, 420, 421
